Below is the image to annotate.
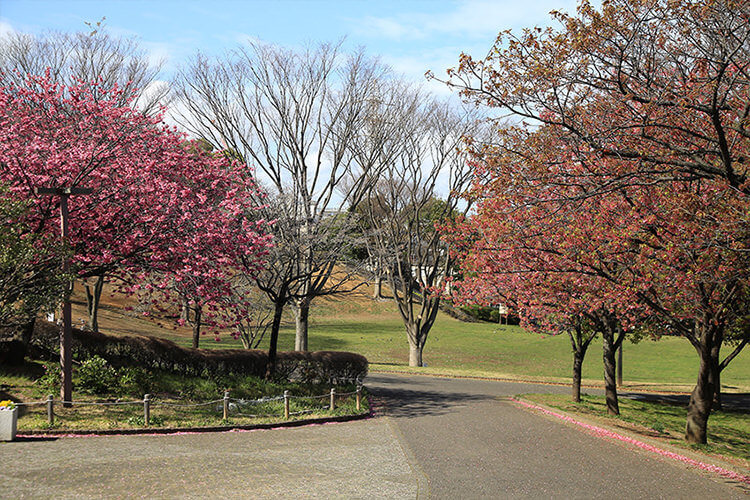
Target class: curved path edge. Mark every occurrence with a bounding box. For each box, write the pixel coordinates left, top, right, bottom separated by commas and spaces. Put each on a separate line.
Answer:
371, 368, 696, 395
512, 396, 750, 487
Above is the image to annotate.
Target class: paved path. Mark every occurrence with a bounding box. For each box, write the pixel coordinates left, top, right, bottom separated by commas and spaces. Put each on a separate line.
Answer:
1, 419, 417, 499
1, 373, 747, 498
367, 373, 748, 499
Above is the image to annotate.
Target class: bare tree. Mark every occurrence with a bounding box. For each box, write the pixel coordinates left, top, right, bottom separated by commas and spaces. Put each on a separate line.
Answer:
357, 97, 477, 366
221, 278, 274, 350
173, 41, 387, 352
0, 28, 168, 114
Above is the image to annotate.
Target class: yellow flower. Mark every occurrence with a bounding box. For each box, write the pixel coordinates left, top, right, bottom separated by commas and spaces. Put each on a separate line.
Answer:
0, 400, 15, 410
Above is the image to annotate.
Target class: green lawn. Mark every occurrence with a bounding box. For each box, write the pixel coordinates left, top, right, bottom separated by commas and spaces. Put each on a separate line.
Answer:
522, 393, 750, 462
131, 296, 750, 392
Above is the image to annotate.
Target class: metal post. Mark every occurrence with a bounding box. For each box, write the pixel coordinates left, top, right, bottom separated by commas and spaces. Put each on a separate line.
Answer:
356, 385, 361, 411
34, 187, 91, 408
283, 390, 290, 419
143, 394, 151, 427
223, 391, 230, 420
329, 388, 335, 412
59, 193, 72, 407
47, 395, 54, 426
617, 344, 623, 387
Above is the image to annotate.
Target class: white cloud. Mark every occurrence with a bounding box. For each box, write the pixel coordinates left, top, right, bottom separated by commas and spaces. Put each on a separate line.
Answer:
0, 18, 17, 38
141, 41, 173, 68
233, 33, 264, 47
357, 16, 425, 41
351, 0, 573, 42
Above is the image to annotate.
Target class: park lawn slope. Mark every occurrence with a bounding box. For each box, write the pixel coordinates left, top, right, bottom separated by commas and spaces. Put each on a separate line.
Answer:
69, 283, 750, 393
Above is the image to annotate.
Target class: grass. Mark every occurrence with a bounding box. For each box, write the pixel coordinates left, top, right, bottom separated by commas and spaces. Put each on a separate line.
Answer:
8, 281, 743, 435
0, 360, 367, 432
69, 283, 750, 392
521, 393, 750, 464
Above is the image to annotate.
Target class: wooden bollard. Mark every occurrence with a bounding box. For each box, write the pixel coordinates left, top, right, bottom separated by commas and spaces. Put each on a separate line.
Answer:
223, 391, 230, 420
329, 388, 336, 412
143, 394, 151, 427
46, 395, 54, 426
283, 390, 290, 419
356, 385, 361, 411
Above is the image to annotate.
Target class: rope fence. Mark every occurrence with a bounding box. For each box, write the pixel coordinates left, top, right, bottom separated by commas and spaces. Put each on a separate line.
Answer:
14, 385, 364, 428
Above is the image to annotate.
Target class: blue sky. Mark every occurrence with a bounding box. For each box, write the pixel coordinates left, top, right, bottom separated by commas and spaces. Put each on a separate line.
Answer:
0, 0, 584, 92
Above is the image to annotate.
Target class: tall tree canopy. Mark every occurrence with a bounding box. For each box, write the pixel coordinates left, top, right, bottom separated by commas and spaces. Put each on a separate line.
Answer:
0, 72, 271, 344
445, 0, 750, 444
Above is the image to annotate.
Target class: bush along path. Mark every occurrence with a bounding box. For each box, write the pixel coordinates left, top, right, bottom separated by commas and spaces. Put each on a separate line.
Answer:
1, 322, 371, 435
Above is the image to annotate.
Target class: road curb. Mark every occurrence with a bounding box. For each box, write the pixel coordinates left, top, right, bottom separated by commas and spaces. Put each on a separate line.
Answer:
511, 396, 750, 488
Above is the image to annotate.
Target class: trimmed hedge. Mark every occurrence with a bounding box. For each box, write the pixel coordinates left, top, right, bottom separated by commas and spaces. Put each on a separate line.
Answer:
29, 321, 367, 384
458, 305, 520, 325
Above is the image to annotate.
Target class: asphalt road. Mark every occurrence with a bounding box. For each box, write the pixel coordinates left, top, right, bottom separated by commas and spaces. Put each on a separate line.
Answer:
1, 419, 418, 499
1, 373, 747, 499
367, 373, 748, 499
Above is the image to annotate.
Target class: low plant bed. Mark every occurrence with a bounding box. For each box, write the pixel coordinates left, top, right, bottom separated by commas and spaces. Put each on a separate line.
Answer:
0, 359, 369, 433
520, 393, 750, 465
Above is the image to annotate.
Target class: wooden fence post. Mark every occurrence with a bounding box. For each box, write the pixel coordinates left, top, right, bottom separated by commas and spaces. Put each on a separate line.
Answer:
143, 394, 151, 427
329, 388, 335, 412
283, 390, 290, 419
223, 391, 230, 420
46, 395, 54, 426
356, 385, 361, 411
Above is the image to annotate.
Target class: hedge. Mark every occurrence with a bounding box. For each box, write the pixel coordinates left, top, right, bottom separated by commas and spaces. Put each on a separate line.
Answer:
29, 321, 367, 384
458, 305, 520, 325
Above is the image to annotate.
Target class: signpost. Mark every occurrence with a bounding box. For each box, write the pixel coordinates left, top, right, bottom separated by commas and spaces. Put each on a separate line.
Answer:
34, 187, 92, 406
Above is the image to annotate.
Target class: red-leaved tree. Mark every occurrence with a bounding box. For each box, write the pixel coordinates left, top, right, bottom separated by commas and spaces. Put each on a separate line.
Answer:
0, 72, 271, 347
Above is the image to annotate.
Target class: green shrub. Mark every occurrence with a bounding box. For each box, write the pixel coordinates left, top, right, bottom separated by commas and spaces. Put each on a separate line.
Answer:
76, 356, 118, 395
117, 366, 152, 396
31, 321, 368, 384
34, 363, 59, 394
458, 305, 520, 325
459, 305, 500, 322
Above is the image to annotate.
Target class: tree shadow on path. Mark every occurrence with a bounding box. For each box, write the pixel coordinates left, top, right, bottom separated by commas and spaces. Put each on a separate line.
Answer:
367, 375, 495, 418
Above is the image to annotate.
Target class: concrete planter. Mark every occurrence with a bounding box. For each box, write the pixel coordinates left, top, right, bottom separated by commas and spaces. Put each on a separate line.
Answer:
0, 408, 18, 441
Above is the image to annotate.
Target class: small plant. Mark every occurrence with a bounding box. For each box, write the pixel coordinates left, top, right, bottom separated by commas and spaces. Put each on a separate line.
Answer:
127, 415, 164, 427
0, 399, 16, 410
35, 364, 60, 394
117, 366, 151, 396
76, 356, 118, 395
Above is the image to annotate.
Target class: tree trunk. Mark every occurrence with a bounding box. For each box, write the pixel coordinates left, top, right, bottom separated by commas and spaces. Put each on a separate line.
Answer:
409, 343, 423, 367
601, 317, 620, 416
568, 322, 594, 404
572, 351, 584, 403
84, 275, 104, 332
686, 344, 714, 444
19, 316, 36, 347
265, 299, 285, 379
602, 343, 619, 415
294, 298, 310, 352
191, 304, 202, 349
710, 344, 722, 410
180, 296, 190, 322
373, 275, 383, 299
